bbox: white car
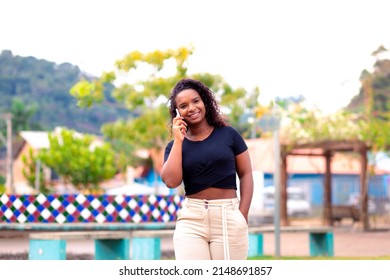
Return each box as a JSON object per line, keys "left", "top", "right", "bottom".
{"left": 263, "top": 186, "right": 311, "bottom": 217}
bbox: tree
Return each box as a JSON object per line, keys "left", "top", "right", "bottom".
{"left": 0, "top": 98, "right": 41, "bottom": 149}
{"left": 282, "top": 46, "right": 390, "bottom": 153}
{"left": 280, "top": 106, "right": 363, "bottom": 145}
{"left": 38, "top": 128, "right": 116, "bottom": 192}
{"left": 10, "top": 98, "right": 40, "bottom": 133}
{"left": 70, "top": 46, "right": 254, "bottom": 180}
{"left": 347, "top": 45, "right": 390, "bottom": 119}
{"left": 22, "top": 148, "right": 50, "bottom": 194}
{"left": 0, "top": 175, "right": 5, "bottom": 193}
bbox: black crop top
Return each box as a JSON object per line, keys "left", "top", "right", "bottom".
{"left": 164, "top": 126, "right": 248, "bottom": 196}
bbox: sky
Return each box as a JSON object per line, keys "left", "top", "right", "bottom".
{"left": 1, "top": 0, "right": 390, "bottom": 113}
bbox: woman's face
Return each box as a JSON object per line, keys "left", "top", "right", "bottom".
{"left": 175, "top": 89, "right": 207, "bottom": 126}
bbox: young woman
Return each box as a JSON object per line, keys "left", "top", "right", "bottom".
{"left": 161, "top": 78, "right": 253, "bottom": 260}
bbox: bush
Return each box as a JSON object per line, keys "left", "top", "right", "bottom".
{"left": 0, "top": 176, "right": 5, "bottom": 193}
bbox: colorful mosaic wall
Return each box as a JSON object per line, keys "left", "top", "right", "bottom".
{"left": 0, "top": 194, "right": 183, "bottom": 224}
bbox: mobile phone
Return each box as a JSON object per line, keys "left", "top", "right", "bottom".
{"left": 175, "top": 108, "right": 188, "bottom": 131}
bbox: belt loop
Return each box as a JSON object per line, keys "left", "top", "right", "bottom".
{"left": 232, "top": 199, "right": 235, "bottom": 210}
{"left": 221, "top": 204, "right": 230, "bottom": 260}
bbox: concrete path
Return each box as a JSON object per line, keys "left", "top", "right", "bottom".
{"left": 1, "top": 226, "right": 390, "bottom": 259}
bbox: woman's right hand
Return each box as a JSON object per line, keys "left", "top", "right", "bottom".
{"left": 173, "top": 113, "right": 187, "bottom": 142}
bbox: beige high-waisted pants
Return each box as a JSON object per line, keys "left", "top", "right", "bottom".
{"left": 173, "top": 197, "right": 248, "bottom": 260}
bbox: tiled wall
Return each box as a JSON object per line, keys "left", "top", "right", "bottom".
{"left": 0, "top": 193, "right": 183, "bottom": 224}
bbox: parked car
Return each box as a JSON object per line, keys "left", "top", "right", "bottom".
{"left": 263, "top": 186, "right": 311, "bottom": 217}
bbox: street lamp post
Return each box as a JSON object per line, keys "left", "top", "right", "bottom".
{"left": 0, "top": 113, "right": 14, "bottom": 193}
{"left": 258, "top": 103, "right": 282, "bottom": 257}
{"left": 272, "top": 109, "right": 281, "bottom": 258}
{"left": 241, "top": 103, "right": 282, "bottom": 257}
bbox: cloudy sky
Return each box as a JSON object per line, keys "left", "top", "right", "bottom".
{"left": 1, "top": 0, "right": 390, "bottom": 113}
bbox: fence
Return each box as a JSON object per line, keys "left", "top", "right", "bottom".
{"left": 264, "top": 173, "right": 390, "bottom": 216}
{"left": 0, "top": 193, "right": 183, "bottom": 224}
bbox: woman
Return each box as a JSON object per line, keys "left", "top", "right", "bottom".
{"left": 161, "top": 78, "right": 253, "bottom": 260}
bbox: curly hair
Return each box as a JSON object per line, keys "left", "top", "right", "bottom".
{"left": 167, "top": 78, "right": 227, "bottom": 128}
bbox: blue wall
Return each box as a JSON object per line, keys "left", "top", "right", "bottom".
{"left": 264, "top": 173, "right": 389, "bottom": 206}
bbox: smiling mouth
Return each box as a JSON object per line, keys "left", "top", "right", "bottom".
{"left": 188, "top": 112, "right": 200, "bottom": 118}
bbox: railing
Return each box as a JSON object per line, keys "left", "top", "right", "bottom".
{"left": 0, "top": 193, "right": 184, "bottom": 224}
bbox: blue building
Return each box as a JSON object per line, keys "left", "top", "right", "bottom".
{"left": 246, "top": 138, "right": 390, "bottom": 217}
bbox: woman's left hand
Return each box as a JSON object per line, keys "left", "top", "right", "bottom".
{"left": 239, "top": 208, "right": 249, "bottom": 224}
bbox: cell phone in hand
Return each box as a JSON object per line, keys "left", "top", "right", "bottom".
{"left": 175, "top": 108, "right": 188, "bottom": 131}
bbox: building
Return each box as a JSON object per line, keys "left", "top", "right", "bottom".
{"left": 246, "top": 138, "right": 390, "bottom": 215}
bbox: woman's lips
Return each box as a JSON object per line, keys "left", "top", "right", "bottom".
{"left": 187, "top": 112, "right": 200, "bottom": 119}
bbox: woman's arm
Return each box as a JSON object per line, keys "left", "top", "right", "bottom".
{"left": 161, "top": 141, "right": 183, "bottom": 188}
{"left": 161, "top": 114, "right": 187, "bottom": 188}
{"left": 235, "top": 150, "right": 254, "bottom": 222}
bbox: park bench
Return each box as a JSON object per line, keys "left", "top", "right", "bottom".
{"left": 0, "top": 222, "right": 175, "bottom": 260}
{"left": 248, "top": 225, "right": 334, "bottom": 257}
{"left": 331, "top": 205, "right": 360, "bottom": 224}
{"left": 1, "top": 223, "right": 333, "bottom": 259}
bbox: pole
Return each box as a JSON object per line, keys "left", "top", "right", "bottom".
{"left": 1, "top": 114, "right": 14, "bottom": 193}
{"left": 273, "top": 122, "right": 281, "bottom": 258}
{"left": 35, "top": 159, "right": 41, "bottom": 191}
{"left": 273, "top": 104, "right": 281, "bottom": 258}
{"left": 257, "top": 103, "right": 281, "bottom": 257}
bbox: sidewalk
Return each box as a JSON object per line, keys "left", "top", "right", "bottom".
{"left": 1, "top": 226, "right": 390, "bottom": 259}
{"left": 265, "top": 216, "right": 390, "bottom": 257}
{"left": 262, "top": 229, "right": 390, "bottom": 257}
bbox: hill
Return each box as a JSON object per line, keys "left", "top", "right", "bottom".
{"left": 0, "top": 50, "right": 128, "bottom": 135}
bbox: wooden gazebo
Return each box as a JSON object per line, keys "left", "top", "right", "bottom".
{"left": 279, "top": 140, "right": 371, "bottom": 230}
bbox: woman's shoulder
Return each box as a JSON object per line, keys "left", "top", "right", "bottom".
{"left": 212, "top": 126, "right": 242, "bottom": 140}
{"left": 216, "top": 125, "right": 240, "bottom": 135}
{"left": 165, "top": 140, "right": 174, "bottom": 149}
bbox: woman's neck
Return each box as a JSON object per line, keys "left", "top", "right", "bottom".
{"left": 186, "top": 123, "right": 214, "bottom": 141}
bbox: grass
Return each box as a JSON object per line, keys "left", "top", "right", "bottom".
{"left": 248, "top": 255, "right": 390, "bottom": 260}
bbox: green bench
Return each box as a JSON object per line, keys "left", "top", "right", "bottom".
{"left": 0, "top": 222, "right": 175, "bottom": 260}
{"left": 248, "top": 225, "right": 334, "bottom": 257}
{"left": 331, "top": 205, "right": 360, "bottom": 224}
{"left": 0, "top": 223, "right": 333, "bottom": 259}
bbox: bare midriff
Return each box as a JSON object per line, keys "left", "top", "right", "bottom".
{"left": 186, "top": 187, "right": 237, "bottom": 200}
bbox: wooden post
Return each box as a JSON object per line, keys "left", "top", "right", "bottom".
{"left": 360, "top": 144, "right": 369, "bottom": 230}
{"left": 280, "top": 151, "right": 288, "bottom": 226}
{"left": 323, "top": 150, "right": 332, "bottom": 226}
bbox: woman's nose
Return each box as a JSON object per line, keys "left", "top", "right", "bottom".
{"left": 188, "top": 103, "right": 196, "bottom": 112}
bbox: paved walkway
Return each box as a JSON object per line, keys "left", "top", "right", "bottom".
{"left": 1, "top": 219, "right": 390, "bottom": 259}
{"left": 261, "top": 229, "right": 390, "bottom": 257}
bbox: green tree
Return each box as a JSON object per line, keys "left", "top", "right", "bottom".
{"left": 345, "top": 46, "right": 390, "bottom": 152}
{"left": 0, "top": 175, "right": 5, "bottom": 193}
{"left": 70, "top": 46, "right": 254, "bottom": 178}
{"left": 281, "top": 45, "right": 390, "bottom": 154}
{"left": 10, "top": 98, "right": 41, "bottom": 134}
{"left": 0, "top": 98, "right": 41, "bottom": 149}
{"left": 22, "top": 148, "right": 50, "bottom": 194}
{"left": 347, "top": 45, "right": 390, "bottom": 119}
{"left": 280, "top": 105, "right": 363, "bottom": 145}
{"left": 38, "top": 128, "right": 116, "bottom": 192}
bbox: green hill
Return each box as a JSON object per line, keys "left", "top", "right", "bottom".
{"left": 0, "top": 50, "right": 128, "bottom": 135}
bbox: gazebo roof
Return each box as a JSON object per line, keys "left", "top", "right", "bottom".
{"left": 282, "top": 139, "right": 370, "bottom": 155}
{"left": 245, "top": 138, "right": 388, "bottom": 175}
